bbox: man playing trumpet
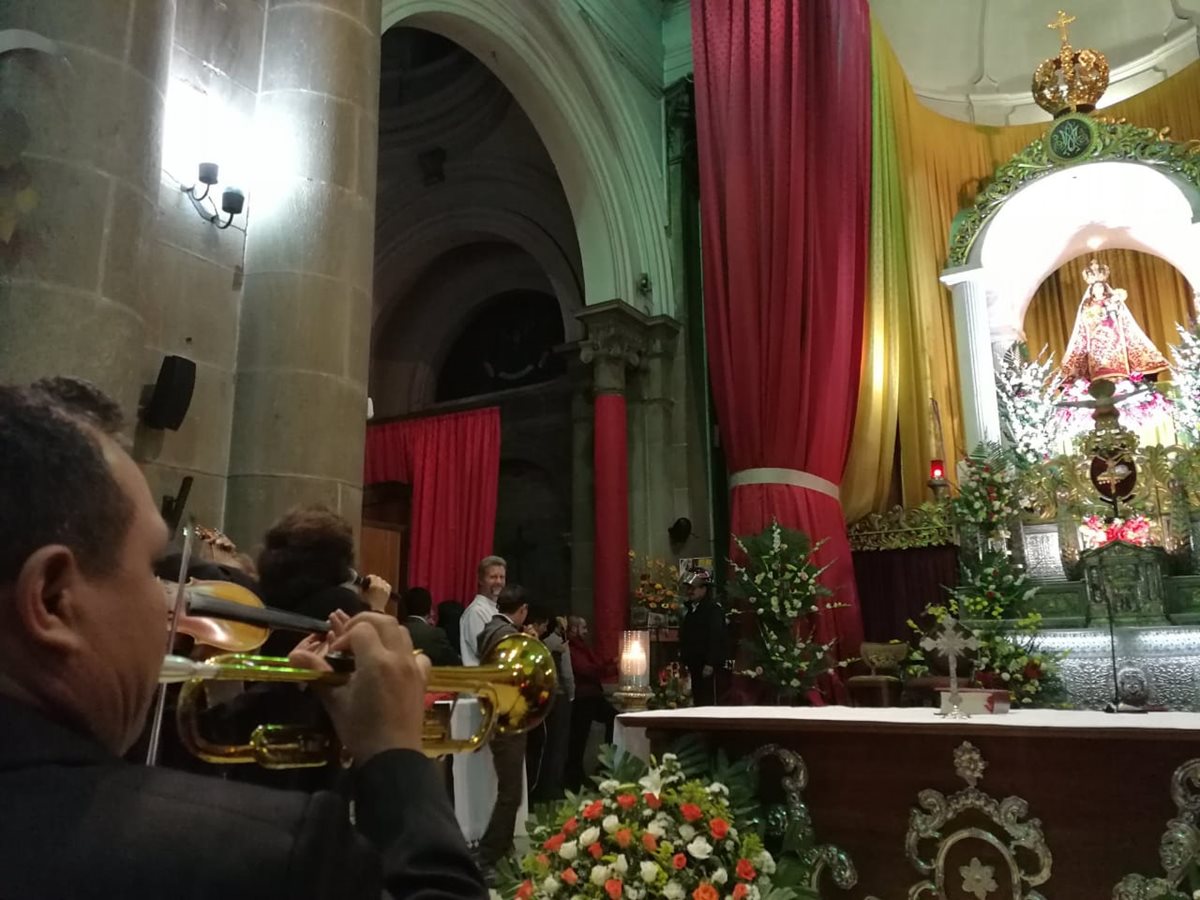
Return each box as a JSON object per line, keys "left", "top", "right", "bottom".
{"left": 0, "top": 380, "right": 486, "bottom": 899}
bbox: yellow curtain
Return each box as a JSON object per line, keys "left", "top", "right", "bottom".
{"left": 843, "top": 29, "right": 1200, "bottom": 520}
{"left": 1024, "top": 249, "right": 1194, "bottom": 370}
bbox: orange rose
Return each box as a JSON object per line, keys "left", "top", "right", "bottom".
{"left": 535, "top": 854, "right": 550, "bottom": 868}
{"left": 692, "top": 885, "right": 719, "bottom": 900}
{"left": 561, "top": 868, "right": 579, "bottom": 886}
{"left": 642, "top": 832, "right": 658, "bottom": 852}
{"left": 616, "top": 793, "right": 638, "bottom": 810}
{"left": 583, "top": 800, "right": 605, "bottom": 820}
{"left": 672, "top": 853, "right": 687, "bottom": 870}
{"left": 680, "top": 803, "right": 704, "bottom": 822}
{"left": 605, "top": 879, "right": 624, "bottom": 900}
{"left": 614, "top": 828, "right": 632, "bottom": 848}
{"left": 562, "top": 816, "right": 579, "bottom": 835}
{"left": 643, "top": 792, "right": 661, "bottom": 809}
{"left": 732, "top": 884, "right": 749, "bottom": 900}
{"left": 736, "top": 858, "right": 757, "bottom": 881}
{"left": 709, "top": 818, "right": 729, "bottom": 840}
{"left": 543, "top": 833, "right": 566, "bottom": 853}
{"left": 516, "top": 880, "right": 534, "bottom": 900}
{"left": 589, "top": 842, "right": 603, "bottom": 859}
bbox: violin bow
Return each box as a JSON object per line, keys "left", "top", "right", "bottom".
{"left": 146, "top": 519, "right": 194, "bottom": 766}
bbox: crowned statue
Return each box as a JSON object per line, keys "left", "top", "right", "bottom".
{"left": 1058, "top": 259, "right": 1168, "bottom": 383}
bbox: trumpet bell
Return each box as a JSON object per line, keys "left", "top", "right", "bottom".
{"left": 173, "top": 632, "right": 557, "bottom": 767}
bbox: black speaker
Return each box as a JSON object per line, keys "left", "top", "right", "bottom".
{"left": 142, "top": 355, "right": 196, "bottom": 430}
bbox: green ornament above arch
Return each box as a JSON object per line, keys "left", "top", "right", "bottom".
{"left": 947, "top": 113, "right": 1200, "bottom": 268}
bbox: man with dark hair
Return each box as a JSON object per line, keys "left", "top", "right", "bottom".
{"left": 29, "top": 375, "right": 126, "bottom": 434}
{"left": 475, "top": 584, "right": 530, "bottom": 880}
{"left": 403, "top": 587, "right": 460, "bottom": 666}
{"left": 0, "top": 383, "right": 485, "bottom": 899}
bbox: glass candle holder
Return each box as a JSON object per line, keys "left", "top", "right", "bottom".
{"left": 618, "top": 630, "right": 650, "bottom": 692}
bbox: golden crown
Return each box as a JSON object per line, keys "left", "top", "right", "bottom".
{"left": 1032, "top": 10, "right": 1109, "bottom": 117}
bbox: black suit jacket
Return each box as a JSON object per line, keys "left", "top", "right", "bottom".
{"left": 0, "top": 695, "right": 485, "bottom": 900}
{"left": 404, "top": 616, "right": 461, "bottom": 666}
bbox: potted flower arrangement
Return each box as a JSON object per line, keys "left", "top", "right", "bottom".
{"left": 649, "top": 664, "right": 692, "bottom": 710}
{"left": 630, "top": 552, "right": 684, "bottom": 627}
{"left": 502, "top": 750, "right": 816, "bottom": 900}
{"left": 727, "top": 521, "right": 845, "bottom": 703}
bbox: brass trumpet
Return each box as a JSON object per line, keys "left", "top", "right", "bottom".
{"left": 164, "top": 633, "right": 557, "bottom": 768}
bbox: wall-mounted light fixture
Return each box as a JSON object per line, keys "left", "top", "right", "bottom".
{"left": 181, "top": 162, "right": 244, "bottom": 229}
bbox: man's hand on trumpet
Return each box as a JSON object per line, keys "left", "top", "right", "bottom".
{"left": 289, "top": 612, "right": 432, "bottom": 761}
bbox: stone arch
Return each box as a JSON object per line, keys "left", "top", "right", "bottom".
{"left": 380, "top": 0, "right": 672, "bottom": 314}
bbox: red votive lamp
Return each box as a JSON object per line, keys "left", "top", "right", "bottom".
{"left": 930, "top": 459, "right": 946, "bottom": 482}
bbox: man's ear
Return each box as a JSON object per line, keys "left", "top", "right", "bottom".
{"left": 10, "top": 546, "right": 85, "bottom": 652}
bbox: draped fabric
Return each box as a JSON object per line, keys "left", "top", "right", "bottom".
{"left": 842, "top": 38, "right": 1200, "bottom": 517}
{"left": 592, "top": 394, "right": 629, "bottom": 663}
{"left": 691, "top": 0, "right": 871, "bottom": 657}
{"left": 364, "top": 408, "right": 500, "bottom": 607}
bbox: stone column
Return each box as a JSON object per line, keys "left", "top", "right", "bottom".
{"left": 568, "top": 350, "right": 595, "bottom": 617}
{"left": 224, "top": 0, "right": 381, "bottom": 544}
{"left": 578, "top": 300, "right": 645, "bottom": 660}
{"left": 0, "top": 1, "right": 175, "bottom": 415}
{"left": 946, "top": 274, "right": 1002, "bottom": 450}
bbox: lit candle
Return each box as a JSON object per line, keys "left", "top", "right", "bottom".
{"left": 620, "top": 630, "right": 650, "bottom": 689}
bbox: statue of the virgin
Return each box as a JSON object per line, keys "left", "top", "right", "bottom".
{"left": 1058, "top": 259, "right": 1168, "bottom": 383}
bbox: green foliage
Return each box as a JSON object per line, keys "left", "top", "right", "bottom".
{"left": 728, "top": 520, "right": 845, "bottom": 700}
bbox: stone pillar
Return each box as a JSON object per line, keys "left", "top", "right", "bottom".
{"left": 0, "top": 1, "right": 175, "bottom": 415}
{"left": 224, "top": 0, "right": 381, "bottom": 544}
{"left": 568, "top": 350, "right": 595, "bottom": 617}
{"left": 578, "top": 301, "right": 645, "bottom": 660}
{"left": 627, "top": 317, "right": 681, "bottom": 560}
{"left": 946, "top": 275, "right": 1002, "bottom": 451}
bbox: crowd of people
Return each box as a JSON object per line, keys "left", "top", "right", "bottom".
{"left": 0, "top": 376, "right": 731, "bottom": 897}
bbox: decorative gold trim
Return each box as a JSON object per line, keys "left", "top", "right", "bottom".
{"left": 1114, "top": 757, "right": 1200, "bottom": 899}
{"left": 848, "top": 503, "right": 955, "bottom": 552}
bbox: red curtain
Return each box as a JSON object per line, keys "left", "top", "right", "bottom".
{"left": 692, "top": 0, "right": 869, "bottom": 656}
{"left": 364, "top": 408, "right": 500, "bottom": 607}
{"left": 592, "top": 394, "right": 629, "bottom": 662}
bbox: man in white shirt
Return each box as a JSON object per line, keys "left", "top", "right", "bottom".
{"left": 459, "top": 555, "right": 506, "bottom": 665}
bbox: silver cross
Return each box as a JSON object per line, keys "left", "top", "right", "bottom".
{"left": 921, "top": 616, "right": 979, "bottom": 719}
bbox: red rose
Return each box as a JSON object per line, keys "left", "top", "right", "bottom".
{"left": 642, "top": 832, "right": 658, "bottom": 852}
{"left": 736, "top": 858, "right": 757, "bottom": 881}
{"left": 542, "top": 833, "right": 566, "bottom": 852}
{"left": 1023, "top": 662, "right": 1042, "bottom": 681}
{"left": 616, "top": 793, "right": 637, "bottom": 810}
{"left": 562, "top": 816, "right": 578, "bottom": 835}
{"left": 605, "top": 879, "right": 623, "bottom": 900}
{"left": 708, "top": 818, "right": 729, "bottom": 840}
{"left": 583, "top": 800, "right": 605, "bottom": 820}
{"left": 679, "top": 803, "right": 703, "bottom": 822}
{"left": 673, "top": 853, "right": 687, "bottom": 870}
{"left": 732, "top": 884, "right": 749, "bottom": 900}
{"left": 589, "top": 842, "right": 603, "bottom": 859}
{"left": 643, "top": 792, "right": 661, "bottom": 809}
{"left": 614, "top": 828, "right": 632, "bottom": 848}
{"left": 516, "top": 880, "right": 534, "bottom": 900}
{"left": 561, "top": 868, "right": 579, "bottom": 886}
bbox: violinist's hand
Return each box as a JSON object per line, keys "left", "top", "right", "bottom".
{"left": 290, "top": 612, "right": 430, "bottom": 761}
{"left": 360, "top": 575, "right": 392, "bottom": 612}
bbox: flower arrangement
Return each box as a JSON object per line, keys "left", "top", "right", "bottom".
{"left": 507, "top": 752, "right": 786, "bottom": 900}
{"left": 1056, "top": 376, "right": 1173, "bottom": 437}
{"left": 1170, "top": 322, "right": 1200, "bottom": 445}
{"left": 631, "top": 553, "right": 683, "bottom": 626}
{"left": 727, "top": 521, "right": 845, "bottom": 701}
{"left": 952, "top": 447, "right": 1021, "bottom": 535}
{"left": 1079, "top": 513, "right": 1153, "bottom": 549}
{"left": 995, "top": 346, "right": 1061, "bottom": 466}
{"left": 650, "top": 664, "right": 692, "bottom": 710}
{"left": 948, "top": 548, "right": 1039, "bottom": 621}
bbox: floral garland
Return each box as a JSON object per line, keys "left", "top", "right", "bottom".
{"left": 1057, "top": 376, "right": 1173, "bottom": 437}
{"left": 1079, "top": 513, "right": 1152, "bottom": 549}
{"left": 727, "top": 521, "right": 844, "bottom": 699}
{"left": 507, "top": 753, "right": 784, "bottom": 900}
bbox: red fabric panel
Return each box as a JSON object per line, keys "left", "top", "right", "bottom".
{"left": 592, "top": 393, "right": 628, "bottom": 663}
{"left": 691, "top": 0, "right": 870, "bottom": 655}
{"left": 364, "top": 408, "right": 500, "bottom": 607}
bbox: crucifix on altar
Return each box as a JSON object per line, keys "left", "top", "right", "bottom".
{"left": 920, "top": 616, "right": 979, "bottom": 719}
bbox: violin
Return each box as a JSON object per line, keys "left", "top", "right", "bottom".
{"left": 161, "top": 578, "right": 330, "bottom": 654}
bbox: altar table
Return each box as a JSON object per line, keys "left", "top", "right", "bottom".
{"left": 615, "top": 706, "right": 1200, "bottom": 897}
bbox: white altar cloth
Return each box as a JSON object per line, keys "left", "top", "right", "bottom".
{"left": 614, "top": 705, "right": 1200, "bottom": 761}
{"left": 450, "top": 697, "right": 528, "bottom": 844}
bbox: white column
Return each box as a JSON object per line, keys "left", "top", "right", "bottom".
{"left": 950, "top": 278, "right": 1002, "bottom": 451}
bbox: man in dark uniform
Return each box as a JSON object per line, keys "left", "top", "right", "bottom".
{"left": 677, "top": 566, "right": 727, "bottom": 706}
{"left": 0, "top": 380, "right": 485, "bottom": 900}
